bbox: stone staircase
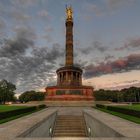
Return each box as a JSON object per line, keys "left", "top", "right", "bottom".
{"left": 53, "top": 115, "right": 87, "bottom": 137}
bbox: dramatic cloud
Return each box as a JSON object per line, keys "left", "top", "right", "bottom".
{"left": 0, "top": 27, "right": 35, "bottom": 57}
{"left": 0, "top": 0, "right": 140, "bottom": 91}
{"left": 126, "top": 38, "right": 140, "bottom": 48}
{"left": 84, "top": 53, "right": 140, "bottom": 78}
{"left": 0, "top": 27, "right": 63, "bottom": 92}
{"left": 93, "top": 41, "right": 107, "bottom": 52}
{"left": 106, "top": 0, "right": 136, "bottom": 11}
{"left": 79, "top": 41, "right": 107, "bottom": 55}
{"left": 0, "top": 18, "right": 6, "bottom": 30}
{"left": 115, "top": 37, "right": 140, "bottom": 51}
{"left": 11, "top": 0, "right": 42, "bottom": 8}
{"left": 104, "top": 55, "right": 114, "bottom": 61}
{"left": 32, "top": 43, "right": 64, "bottom": 64}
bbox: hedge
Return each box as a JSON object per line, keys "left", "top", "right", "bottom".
{"left": 96, "top": 104, "right": 105, "bottom": 109}
{"left": 38, "top": 104, "right": 46, "bottom": 109}
{"left": 96, "top": 104, "right": 140, "bottom": 118}
{"left": 0, "top": 104, "right": 46, "bottom": 120}
{"left": 107, "top": 106, "right": 140, "bottom": 118}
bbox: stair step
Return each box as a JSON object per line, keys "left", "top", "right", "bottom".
{"left": 54, "top": 130, "right": 85, "bottom": 133}
{"left": 55, "top": 124, "right": 85, "bottom": 126}
{"left": 54, "top": 133, "right": 86, "bottom": 137}
{"left": 54, "top": 134, "right": 86, "bottom": 137}
{"left": 53, "top": 115, "right": 87, "bottom": 137}
{"left": 56, "top": 120, "right": 84, "bottom": 122}
{"left": 54, "top": 127, "right": 85, "bottom": 130}
{"left": 55, "top": 124, "right": 85, "bottom": 127}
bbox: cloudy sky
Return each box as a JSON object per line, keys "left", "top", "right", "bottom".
{"left": 0, "top": 0, "right": 140, "bottom": 93}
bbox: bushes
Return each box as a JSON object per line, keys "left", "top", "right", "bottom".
{"left": 19, "top": 91, "right": 45, "bottom": 103}
{"left": 96, "top": 104, "right": 105, "bottom": 109}
{"left": 37, "top": 104, "right": 46, "bottom": 109}
{"left": 94, "top": 87, "right": 140, "bottom": 102}
{"left": 107, "top": 106, "right": 140, "bottom": 118}
{"left": 0, "top": 79, "right": 16, "bottom": 104}
{"left": 96, "top": 104, "right": 140, "bottom": 118}
{"left": 0, "top": 104, "right": 46, "bottom": 120}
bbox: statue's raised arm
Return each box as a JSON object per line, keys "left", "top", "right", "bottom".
{"left": 66, "top": 6, "right": 73, "bottom": 20}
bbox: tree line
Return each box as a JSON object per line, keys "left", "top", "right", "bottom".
{"left": 0, "top": 79, "right": 140, "bottom": 104}
{"left": 94, "top": 87, "right": 140, "bottom": 102}
{"left": 0, "top": 79, "right": 45, "bottom": 104}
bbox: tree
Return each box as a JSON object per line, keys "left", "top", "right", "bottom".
{"left": 19, "top": 91, "right": 45, "bottom": 103}
{"left": 94, "top": 86, "right": 140, "bottom": 102}
{"left": 0, "top": 79, "right": 16, "bottom": 104}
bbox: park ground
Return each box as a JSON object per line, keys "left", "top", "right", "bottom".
{"left": 95, "top": 103, "right": 140, "bottom": 124}
{"left": 0, "top": 104, "right": 46, "bottom": 124}
{"left": 0, "top": 103, "right": 140, "bottom": 124}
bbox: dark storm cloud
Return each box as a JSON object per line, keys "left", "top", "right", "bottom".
{"left": 74, "top": 59, "right": 89, "bottom": 69}
{"left": 79, "top": 41, "right": 107, "bottom": 55}
{"left": 32, "top": 43, "right": 64, "bottom": 64}
{"left": 84, "top": 53, "right": 140, "bottom": 78}
{"left": 93, "top": 41, "right": 107, "bottom": 52}
{"left": 0, "top": 18, "right": 6, "bottom": 30}
{"left": 0, "top": 27, "right": 34, "bottom": 57}
{"left": 106, "top": 0, "right": 136, "bottom": 11}
{"left": 0, "top": 27, "right": 63, "bottom": 92}
{"left": 127, "top": 38, "right": 140, "bottom": 48}
{"left": 115, "top": 37, "right": 140, "bottom": 51}
{"left": 104, "top": 55, "right": 114, "bottom": 61}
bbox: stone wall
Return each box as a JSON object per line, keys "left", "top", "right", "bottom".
{"left": 83, "top": 110, "right": 123, "bottom": 137}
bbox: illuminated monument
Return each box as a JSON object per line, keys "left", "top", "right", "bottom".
{"left": 45, "top": 6, "right": 94, "bottom": 100}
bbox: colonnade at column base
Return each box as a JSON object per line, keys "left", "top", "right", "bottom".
{"left": 56, "top": 66, "right": 83, "bottom": 86}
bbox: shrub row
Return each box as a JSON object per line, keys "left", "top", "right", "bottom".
{"left": 107, "top": 106, "right": 140, "bottom": 118}
{"left": 0, "top": 104, "right": 46, "bottom": 120}
{"left": 96, "top": 104, "right": 105, "bottom": 109}
{"left": 96, "top": 104, "right": 140, "bottom": 118}
{"left": 38, "top": 104, "right": 46, "bottom": 108}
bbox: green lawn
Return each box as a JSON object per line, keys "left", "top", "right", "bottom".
{"left": 115, "top": 104, "right": 140, "bottom": 111}
{"left": 0, "top": 110, "right": 37, "bottom": 124}
{"left": 0, "top": 105, "right": 28, "bottom": 112}
{"left": 0, "top": 105, "right": 44, "bottom": 124}
{"left": 95, "top": 106, "right": 140, "bottom": 124}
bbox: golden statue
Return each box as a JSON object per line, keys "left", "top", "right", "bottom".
{"left": 66, "top": 6, "right": 73, "bottom": 20}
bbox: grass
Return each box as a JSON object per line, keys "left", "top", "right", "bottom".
{"left": 0, "top": 109, "right": 43, "bottom": 124}
{"left": 0, "top": 105, "right": 44, "bottom": 124}
{"left": 115, "top": 104, "right": 140, "bottom": 111}
{"left": 0, "top": 105, "right": 28, "bottom": 112}
{"left": 94, "top": 107, "right": 140, "bottom": 124}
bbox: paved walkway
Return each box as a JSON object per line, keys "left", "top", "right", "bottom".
{"left": 0, "top": 107, "right": 140, "bottom": 140}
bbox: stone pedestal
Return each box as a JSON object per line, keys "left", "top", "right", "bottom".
{"left": 45, "top": 85, "right": 94, "bottom": 101}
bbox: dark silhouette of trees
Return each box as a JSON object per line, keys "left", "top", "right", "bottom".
{"left": 0, "top": 79, "right": 16, "bottom": 104}
{"left": 19, "top": 91, "right": 45, "bottom": 103}
{"left": 94, "top": 87, "right": 140, "bottom": 102}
